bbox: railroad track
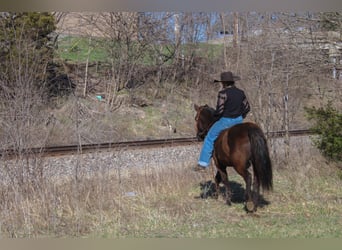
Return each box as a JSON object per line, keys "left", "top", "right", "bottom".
{"left": 0, "top": 129, "right": 313, "bottom": 158}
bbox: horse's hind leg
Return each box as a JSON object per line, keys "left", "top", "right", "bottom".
{"left": 235, "top": 164, "right": 253, "bottom": 212}
{"left": 252, "top": 174, "right": 260, "bottom": 212}
{"left": 244, "top": 169, "right": 254, "bottom": 212}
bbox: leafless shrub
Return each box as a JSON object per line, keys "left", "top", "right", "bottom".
{"left": 0, "top": 26, "right": 54, "bottom": 186}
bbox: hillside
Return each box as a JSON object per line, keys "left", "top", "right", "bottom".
{"left": 2, "top": 12, "right": 341, "bottom": 148}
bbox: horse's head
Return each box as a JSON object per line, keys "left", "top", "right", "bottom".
{"left": 194, "top": 104, "right": 216, "bottom": 141}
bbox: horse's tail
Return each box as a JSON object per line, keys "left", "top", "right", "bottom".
{"left": 248, "top": 126, "right": 273, "bottom": 191}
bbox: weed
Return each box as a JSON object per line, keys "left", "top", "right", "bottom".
{"left": 0, "top": 154, "right": 341, "bottom": 238}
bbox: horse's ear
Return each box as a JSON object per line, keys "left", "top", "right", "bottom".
{"left": 194, "top": 104, "right": 200, "bottom": 111}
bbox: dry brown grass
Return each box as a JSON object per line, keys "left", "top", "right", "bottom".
{"left": 0, "top": 141, "right": 341, "bottom": 238}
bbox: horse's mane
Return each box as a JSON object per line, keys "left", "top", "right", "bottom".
{"left": 203, "top": 104, "right": 215, "bottom": 114}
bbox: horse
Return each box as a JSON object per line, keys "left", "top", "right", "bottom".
{"left": 194, "top": 104, "right": 273, "bottom": 212}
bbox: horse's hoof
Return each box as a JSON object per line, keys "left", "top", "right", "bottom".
{"left": 246, "top": 201, "right": 255, "bottom": 212}
{"left": 226, "top": 200, "right": 232, "bottom": 206}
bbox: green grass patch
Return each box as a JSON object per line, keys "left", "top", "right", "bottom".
{"left": 57, "top": 36, "right": 109, "bottom": 62}
{"left": 56, "top": 35, "right": 223, "bottom": 66}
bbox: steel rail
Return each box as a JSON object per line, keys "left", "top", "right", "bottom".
{"left": 0, "top": 129, "right": 314, "bottom": 158}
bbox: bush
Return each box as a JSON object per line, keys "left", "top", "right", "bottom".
{"left": 0, "top": 12, "right": 58, "bottom": 96}
{"left": 305, "top": 102, "right": 342, "bottom": 162}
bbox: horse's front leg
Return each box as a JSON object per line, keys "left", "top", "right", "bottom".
{"left": 213, "top": 171, "right": 221, "bottom": 199}
{"left": 217, "top": 167, "right": 231, "bottom": 206}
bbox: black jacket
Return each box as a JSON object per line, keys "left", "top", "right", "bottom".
{"left": 214, "top": 85, "right": 250, "bottom": 119}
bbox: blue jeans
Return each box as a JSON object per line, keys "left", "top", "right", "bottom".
{"left": 198, "top": 116, "right": 243, "bottom": 167}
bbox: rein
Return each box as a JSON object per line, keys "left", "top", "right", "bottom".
{"left": 202, "top": 120, "right": 215, "bottom": 137}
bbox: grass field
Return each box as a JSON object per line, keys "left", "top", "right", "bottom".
{"left": 1, "top": 150, "right": 340, "bottom": 238}
{"left": 56, "top": 35, "right": 223, "bottom": 65}
{"left": 86, "top": 162, "right": 342, "bottom": 238}
{"left": 57, "top": 36, "right": 108, "bottom": 62}
{"left": 1, "top": 34, "right": 340, "bottom": 239}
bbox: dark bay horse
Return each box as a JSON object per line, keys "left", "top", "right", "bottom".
{"left": 194, "top": 104, "right": 273, "bottom": 212}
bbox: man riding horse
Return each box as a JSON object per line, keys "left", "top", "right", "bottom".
{"left": 194, "top": 71, "right": 250, "bottom": 172}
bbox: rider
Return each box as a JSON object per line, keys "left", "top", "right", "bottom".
{"left": 193, "top": 71, "right": 250, "bottom": 172}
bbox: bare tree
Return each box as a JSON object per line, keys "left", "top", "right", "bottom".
{"left": 0, "top": 22, "right": 53, "bottom": 185}
{"left": 234, "top": 12, "right": 340, "bottom": 163}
